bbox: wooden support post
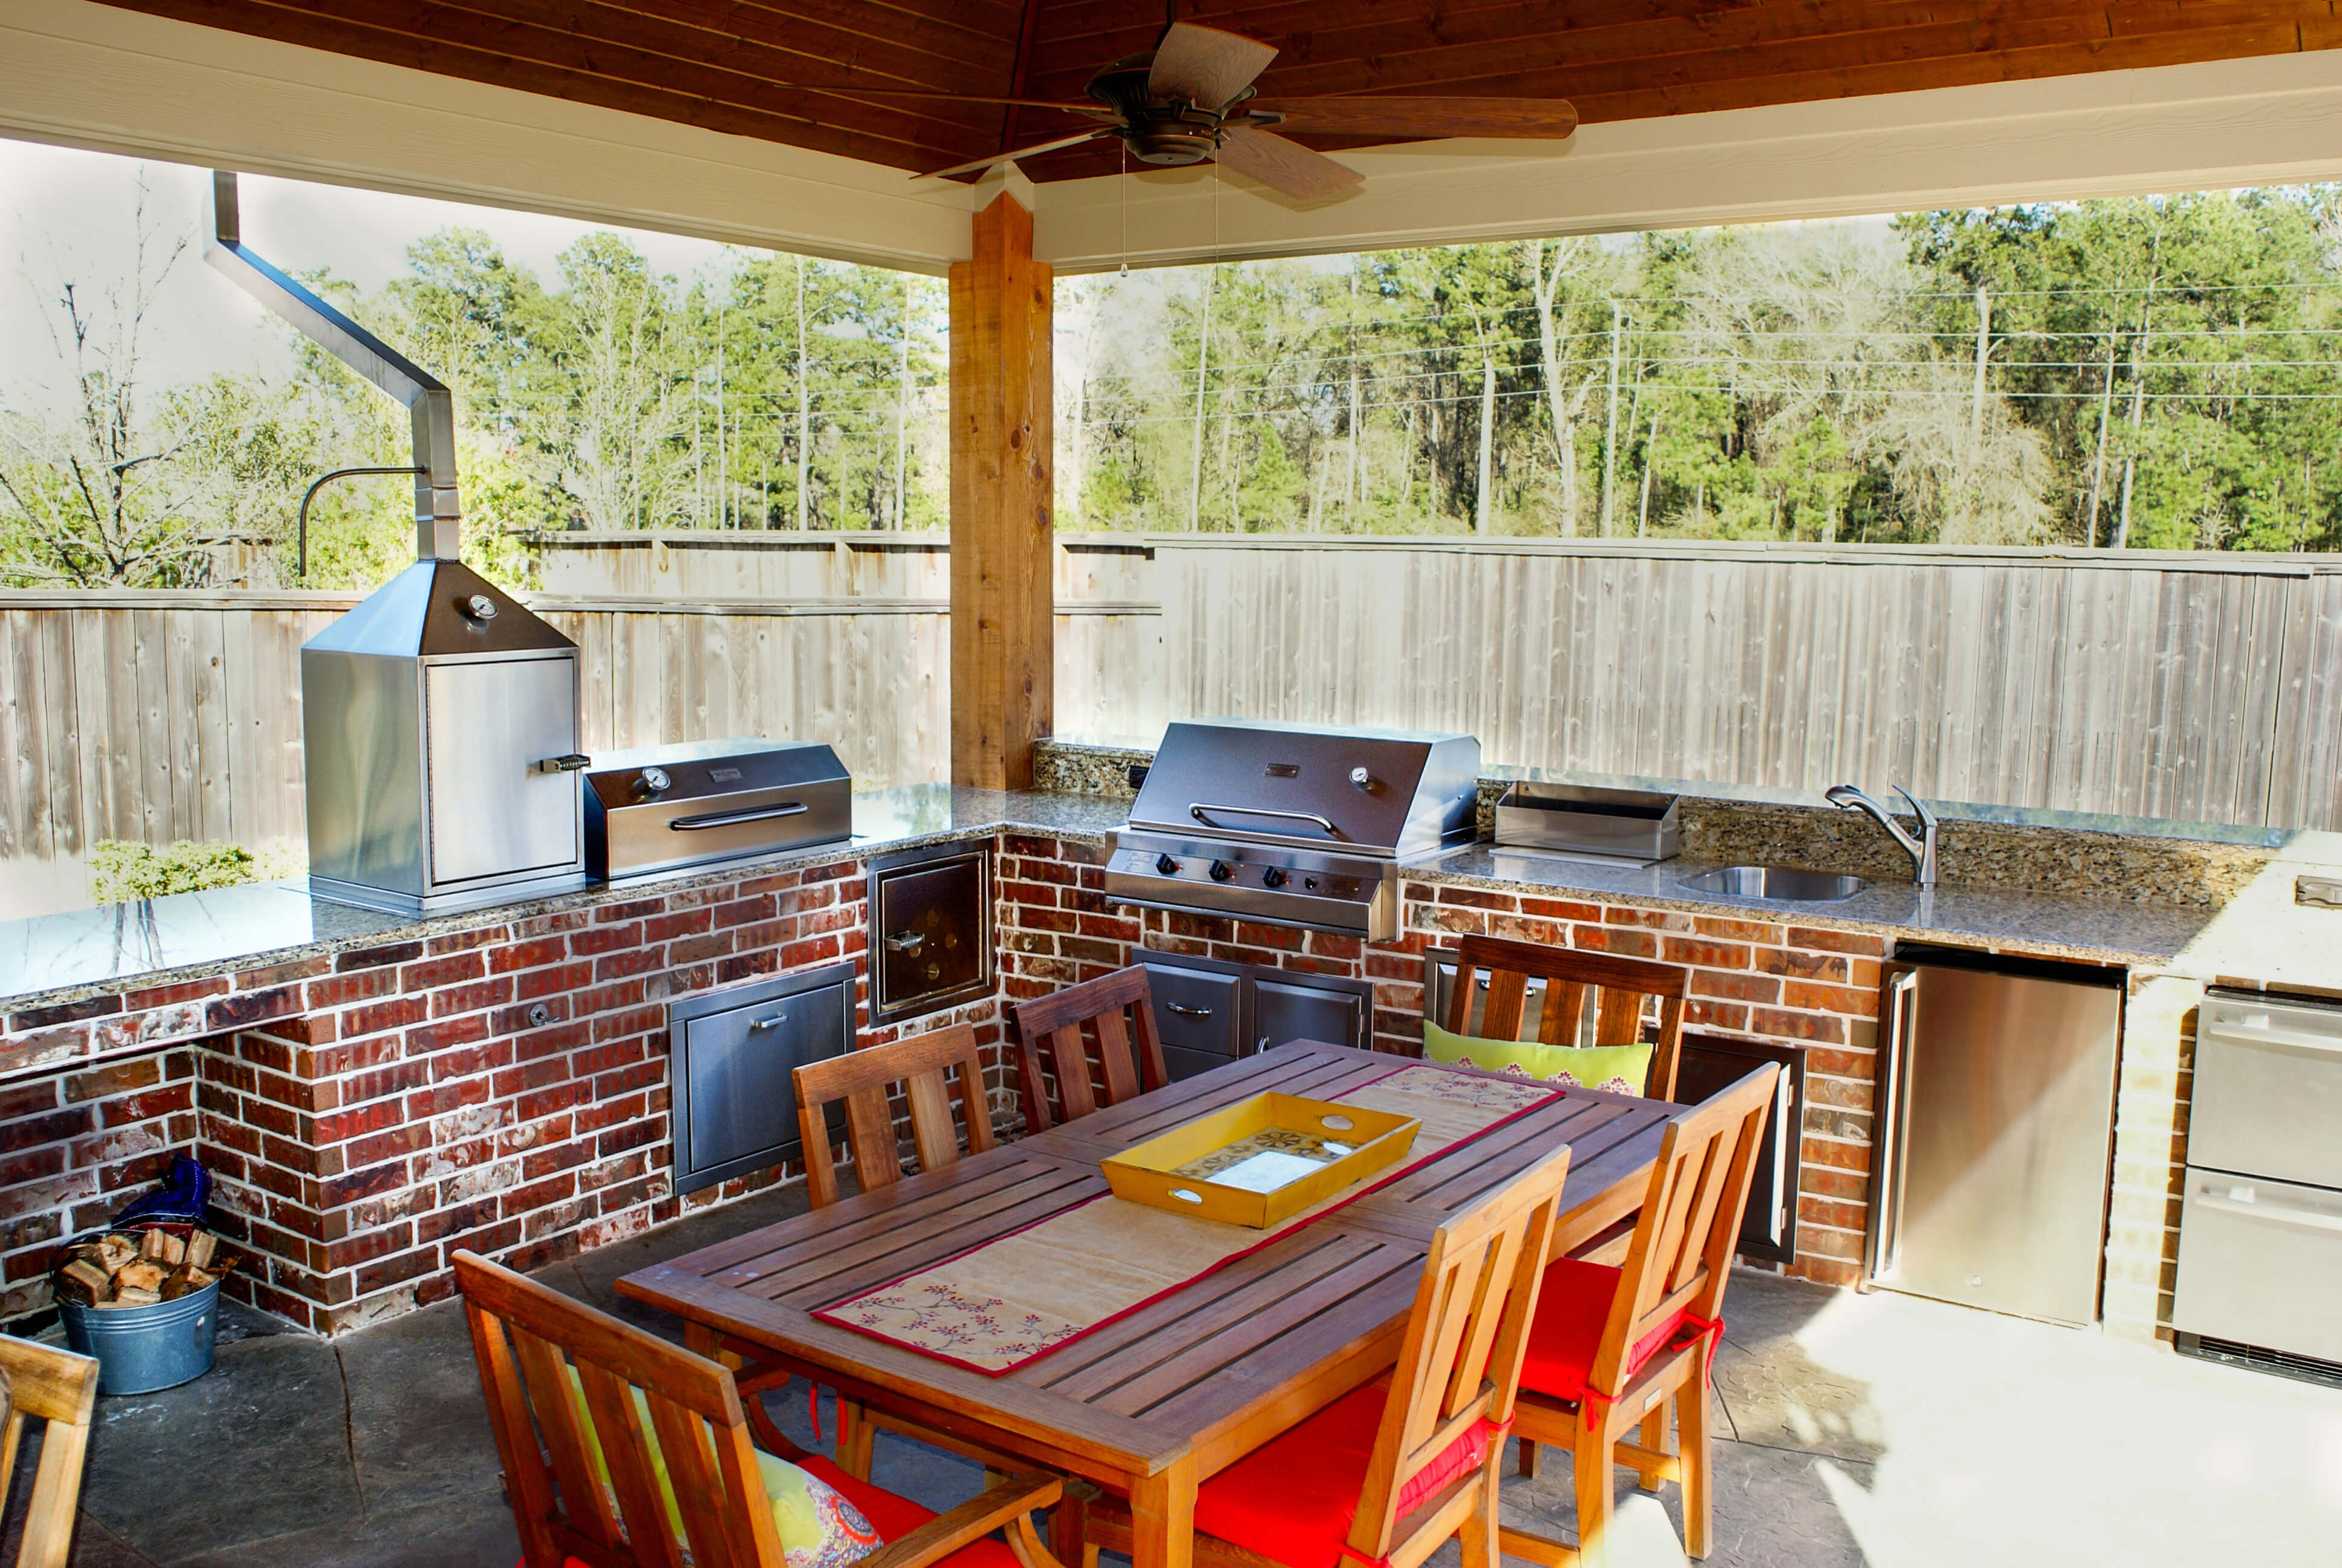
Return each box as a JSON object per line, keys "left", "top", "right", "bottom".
{"left": 950, "top": 190, "right": 1053, "bottom": 789}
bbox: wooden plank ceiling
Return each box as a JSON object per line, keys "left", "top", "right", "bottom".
{"left": 93, "top": 1, "right": 2342, "bottom": 185}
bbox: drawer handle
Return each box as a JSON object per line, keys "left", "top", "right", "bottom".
{"left": 885, "top": 931, "right": 926, "bottom": 953}
{"left": 2206, "top": 1020, "right": 2342, "bottom": 1056}
{"left": 2197, "top": 1190, "right": 2342, "bottom": 1234}
{"left": 670, "top": 802, "right": 809, "bottom": 832}
{"left": 1165, "top": 1002, "right": 1213, "bottom": 1019}
{"left": 747, "top": 1014, "right": 786, "bottom": 1034}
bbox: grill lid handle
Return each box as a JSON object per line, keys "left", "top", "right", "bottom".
{"left": 668, "top": 801, "right": 809, "bottom": 831}
{"left": 1189, "top": 803, "right": 1342, "bottom": 837}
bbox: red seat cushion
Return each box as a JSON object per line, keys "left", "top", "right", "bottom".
{"left": 1191, "top": 1382, "right": 1497, "bottom": 1568}
{"left": 1518, "top": 1258, "right": 1694, "bottom": 1406}
{"left": 543, "top": 1456, "right": 1023, "bottom": 1568}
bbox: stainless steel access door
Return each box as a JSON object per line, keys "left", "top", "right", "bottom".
{"left": 1871, "top": 960, "right": 2122, "bottom": 1325}
{"left": 422, "top": 654, "right": 581, "bottom": 888}
{"left": 2173, "top": 1168, "right": 2342, "bottom": 1363}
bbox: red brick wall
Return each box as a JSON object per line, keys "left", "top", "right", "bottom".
{"left": 0, "top": 1052, "right": 200, "bottom": 1320}
{"left": 991, "top": 836, "right": 1883, "bottom": 1287}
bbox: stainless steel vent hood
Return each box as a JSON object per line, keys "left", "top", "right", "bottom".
{"left": 205, "top": 172, "right": 587, "bottom": 914}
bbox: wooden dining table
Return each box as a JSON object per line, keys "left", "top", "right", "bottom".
{"left": 618, "top": 1040, "right": 1674, "bottom": 1568}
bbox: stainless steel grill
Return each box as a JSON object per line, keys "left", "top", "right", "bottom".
{"left": 1104, "top": 721, "right": 1480, "bottom": 940}
{"left": 583, "top": 740, "right": 851, "bottom": 880}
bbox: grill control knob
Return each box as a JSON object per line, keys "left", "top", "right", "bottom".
{"left": 1209, "top": 861, "right": 1235, "bottom": 883}
{"left": 1154, "top": 853, "right": 1180, "bottom": 876}
{"left": 1262, "top": 867, "right": 1289, "bottom": 888}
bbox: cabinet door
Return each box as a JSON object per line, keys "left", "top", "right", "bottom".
{"left": 1142, "top": 962, "right": 1244, "bottom": 1081}
{"left": 1674, "top": 1034, "right": 1805, "bottom": 1264}
{"left": 671, "top": 963, "right": 853, "bottom": 1195}
{"left": 1254, "top": 974, "right": 1369, "bottom": 1054}
{"left": 423, "top": 656, "right": 579, "bottom": 887}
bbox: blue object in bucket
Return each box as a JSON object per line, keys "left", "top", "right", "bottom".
{"left": 113, "top": 1155, "right": 210, "bottom": 1227}
{"left": 59, "top": 1279, "right": 219, "bottom": 1396}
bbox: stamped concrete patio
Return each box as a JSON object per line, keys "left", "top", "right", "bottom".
{"left": 19, "top": 1186, "right": 2342, "bottom": 1568}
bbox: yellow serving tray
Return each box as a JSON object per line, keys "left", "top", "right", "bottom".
{"left": 1101, "top": 1092, "right": 1422, "bottom": 1228}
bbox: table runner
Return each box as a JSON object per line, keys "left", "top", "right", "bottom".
{"left": 812, "top": 1063, "right": 1560, "bottom": 1374}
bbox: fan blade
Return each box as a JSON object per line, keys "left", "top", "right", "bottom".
{"left": 1251, "top": 97, "right": 1579, "bottom": 139}
{"left": 1148, "top": 22, "right": 1278, "bottom": 109}
{"left": 1216, "top": 125, "right": 1362, "bottom": 201}
{"left": 842, "top": 91, "right": 1115, "bottom": 117}
{"left": 913, "top": 130, "right": 1112, "bottom": 181}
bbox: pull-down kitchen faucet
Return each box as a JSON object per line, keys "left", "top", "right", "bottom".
{"left": 1826, "top": 784, "right": 1939, "bottom": 888}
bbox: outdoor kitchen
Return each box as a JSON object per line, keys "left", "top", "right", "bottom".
{"left": 5, "top": 2, "right": 2342, "bottom": 1566}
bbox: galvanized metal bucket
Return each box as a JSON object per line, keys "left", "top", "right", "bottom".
{"left": 57, "top": 1279, "right": 220, "bottom": 1396}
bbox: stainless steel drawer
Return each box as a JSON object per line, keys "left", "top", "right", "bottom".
{"left": 2192, "top": 993, "right": 2342, "bottom": 1189}
{"left": 1144, "top": 963, "right": 1242, "bottom": 1080}
{"left": 2174, "top": 1167, "right": 2342, "bottom": 1363}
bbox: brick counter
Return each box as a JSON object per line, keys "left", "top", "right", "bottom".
{"left": 0, "top": 821, "right": 2207, "bottom": 1345}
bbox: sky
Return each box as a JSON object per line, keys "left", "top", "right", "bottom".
{"left": 0, "top": 138, "right": 744, "bottom": 419}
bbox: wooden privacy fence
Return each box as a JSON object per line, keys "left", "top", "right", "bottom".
{"left": 3, "top": 534, "right": 2341, "bottom": 888}
{"left": 1158, "top": 537, "right": 2342, "bottom": 832}
{"left": 0, "top": 585, "right": 1161, "bottom": 871}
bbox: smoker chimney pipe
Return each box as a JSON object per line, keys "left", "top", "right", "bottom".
{"left": 202, "top": 171, "right": 462, "bottom": 561}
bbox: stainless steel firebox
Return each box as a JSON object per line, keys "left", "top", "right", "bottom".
{"left": 300, "top": 572, "right": 586, "bottom": 913}
{"left": 205, "top": 171, "right": 588, "bottom": 914}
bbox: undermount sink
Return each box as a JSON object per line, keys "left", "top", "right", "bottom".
{"left": 1677, "top": 865, "right": 1868, "bottom": 902}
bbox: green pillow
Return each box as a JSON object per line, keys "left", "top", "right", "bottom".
{"left": 563, "top": 1365, "right": 882, "bottom": 1567}
{"left": 1422, "top": 1019, "right": 1653, "bottom": 1095}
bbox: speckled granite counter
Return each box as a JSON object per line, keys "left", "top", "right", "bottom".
{"left": 0, "top": 786, "right": 1124, "bottom": 1017}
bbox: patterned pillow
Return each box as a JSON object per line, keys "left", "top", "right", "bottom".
{"left": 1421, "top": 1019, "right": 1652, "bottom": 1095}
{"left": 565, "top": 1366, "right": 882, "bottom": 1567}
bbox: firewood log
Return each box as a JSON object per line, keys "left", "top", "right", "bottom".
{"left": 160, "top": 1265, "right": 217, "bottom": 1301}
{"left": 139, "top": 1229, "right": 187, "bottom": 1267}
{"left": 99, "top": 1286, "right": 161, "bottom": 1308}
{"left": 94, "top": 1235, "right": 137, "bottom": 1273}
{"left": 184, "top": 1230, "right": 218, "bottom": 1271}
{"left": 54, "top": 1259, "right": 113, "bottom": 1305}
{"left": 114, "top": 1260, "right": 165, "bottom": 1294}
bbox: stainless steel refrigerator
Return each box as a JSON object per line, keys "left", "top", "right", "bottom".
{"left": 1866, "top": 946, "right": 2125, "bottom": 1326}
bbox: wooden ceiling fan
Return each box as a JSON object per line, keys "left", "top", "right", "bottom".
{"left": 879, "top": 10, "right": 1579, "bottom": 200}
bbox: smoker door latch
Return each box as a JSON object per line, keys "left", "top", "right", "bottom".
{"left": 885, "top": 931, "right": 927, "bottom": 953}
{"left": 534, "top": 754, "right": 591, "bottom": 774}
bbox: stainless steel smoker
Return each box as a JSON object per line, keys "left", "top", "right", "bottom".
{"left": 205, "top": 172, "right": 588, "bottom": 914}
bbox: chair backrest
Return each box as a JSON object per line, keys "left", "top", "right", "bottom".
{"left": 0, "top": 1337, "right": 99, "bottom": 1568}
{"left": 1345, "top": 1141, "right": 1573, "bottom": 1567}
{"left": 1586, "top": 1063, "right": 1780, "bottom": 1402}
{"left": 793, "top": 1023, "right": 997, "bottom": 1209}
{"left": 1442, "top": 935, "right": 1690, "bottom": 1100}
{"left": 455, "top": 1249, "right": 785, "bottom": 1568}
{"left": 1009, "top": 965, "right": 1169, "bottom": 1133}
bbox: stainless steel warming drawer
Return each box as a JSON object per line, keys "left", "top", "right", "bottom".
{"left": 2174, "top": 989, "right": 2342, "bottom": 1379}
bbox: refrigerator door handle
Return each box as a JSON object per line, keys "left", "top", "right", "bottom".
{"left": 1869, "top": 968, "right": 1920, "bottom": 1282}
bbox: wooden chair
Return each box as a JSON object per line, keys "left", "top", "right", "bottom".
{"left": 1500, "top": 1064, "right": 1782, "bottom": 1568}
{"left": 786, "top": 1025, "right": 1023, "bottom": 1483}
{"left": 1440, "top": 935, "right": 1690, "bottom": 1101}
{"left": 1009, "top": 966, "right": 1168, "bottom": 1134}
{"left": 795, "top": 1023, "right": 997, "bottom": 1210}
{"left": 1072, "top": 1140, "right": 1574, "bottom": 1568}
{"left": 0, "top": 1338, "right": 99, "bottom": 1568}
{"left": 454, "top": 1248, "right": 1073, "bottom": 1568}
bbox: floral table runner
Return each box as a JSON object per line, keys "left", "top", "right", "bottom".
{"left": 812, "top": 1063, "right": 1559, "bottom": 1374}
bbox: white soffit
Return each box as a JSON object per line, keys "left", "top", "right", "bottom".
{"left": 8, "top": 0, "right": 2342, "bottom": 277}
{"left": 1041, "top": 50, "right": 2342, "bottom": 272}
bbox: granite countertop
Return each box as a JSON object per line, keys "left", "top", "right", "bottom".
{"left": 1406, "top": 845, "right": 2220, "bottom": 966}
{"left": 0, "top": 786, "right": 1125, "bottom": 1013}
